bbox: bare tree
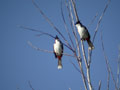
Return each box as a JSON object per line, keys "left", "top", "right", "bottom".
{"left": 20, "top": 0, "right": 119, "bottom": 90}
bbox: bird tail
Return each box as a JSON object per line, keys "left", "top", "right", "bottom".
{"left": 87, "top": 39, "right": 94, "bottom": 50}
{"left": 58, "top": 58, "right": 62, "bottom": 69}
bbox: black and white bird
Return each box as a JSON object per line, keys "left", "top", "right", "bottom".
{"left": 75, "top": 21, "right": 94, "bottom": 50}
{"left": 53, "top": 35, "right": 64, "bottom": 69}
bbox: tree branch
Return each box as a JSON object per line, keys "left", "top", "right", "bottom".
{"left": 93, "top": 0, "right": 111, "bottom": 43}
{"left": 66, "top": 0, "right": 79, "bottom": 50}
{"left": 70, "top": 60, "right": 81, "bottom": 73}
{"left": 67, "top": 0, "right": 81, "bottom": 58}
{"left": 88, "top": 0, "right": 111, "bottom": 68}
{"left": 98, "top": 80, "right": 101, "bottom": 90}
{"left": 61, "top": 1, "right": 75, "bottom": 50}
{"left": 19, "top": 25, "right": 55, "bottom": 38}
{"left": 117, "top": 46, "right": 120, "bottom": 88}
{"left": 70, "top": 0, "right": 88, "bottom": 89}
{"left": 28, "top": 81, "right": 35, "bottom": 90}
{"left": 101, "top": 32, "right": 118, "bottom": 90}
{"left": 70, "top": 0, "right": 79, "bottom": 22}
{"left": 81, "top": 41, "right": 93, "bottom": 90}
{"left": 28, "top": 41, "right": 75, "bottom": 57}
{"left": 88, "top": 13, "right": 98, "bottom": 28}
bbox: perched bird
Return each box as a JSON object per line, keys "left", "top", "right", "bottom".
{"left": 75, "top": 20, "right": 94, "bottom": 50}
{"left": 53, "top": 35, "right": 64, "bottom": 69}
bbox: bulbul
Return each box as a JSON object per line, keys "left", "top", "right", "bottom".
{"left": 53, "top": 35, "right": 64, "bottom": 69}
{"left": 75, "top": 21, "right": 94, "bottom": 50}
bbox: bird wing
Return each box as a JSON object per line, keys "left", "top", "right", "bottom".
{"left": 61, "top": 42, "right": 64, "bottom": 57}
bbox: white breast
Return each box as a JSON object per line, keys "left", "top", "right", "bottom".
{"left": 75, "top": 24, "right": 88, "bottom": 39}
{"left": 54, "top": 40, "right": 62, "bottom": 56}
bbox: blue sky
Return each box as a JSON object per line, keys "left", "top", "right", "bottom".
{"left": 0, "top": 0, "right": 120, "bottom": 90}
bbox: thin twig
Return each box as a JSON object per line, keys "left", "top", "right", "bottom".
{"left": 88, "top": 13, "right": 98, "bottom": 28}
{"left": 98, "top": 80, "right": 101, "bottom": 90}
{"left": 101, "top": 32, "right": 118, "bottom": 90}
{"left": 70, "top": 60, "right": 81, "bottom": 73}
{"left": 117, "top": 46, "right": 120, "bottom": 88}
{"left": 93, "top": 0, "right": 111, "bottom": 43}
{"left": 28, "top": 81, "right": 35, "bottom": 90}
{"left": 88, "top": 48, "right": 92, "bottom": 67}
{"left": 61, "top": 1, "right": 75, "bottom": 50}
{"left": 77, "top": 58, "right": 88, "bottom": 90}
{"left": 70, "top": 0, "right": 79, "bottom": 21}
{"left": 28, "top": 41, "right": 75, "bottom": 57}
{"left": 107, "top": 71, "right": 110, "bottom": 90}
{"left": 19, "top": 25, "right": 55, "bottom": 38}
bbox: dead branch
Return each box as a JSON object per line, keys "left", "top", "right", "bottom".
{"left": 117, "top": 46, "right": 120, "bottom": 88}
{"left": 101, "top": 32, "right": 118, "bottom": 90}
{"left": 70, "top": 0, "right": 88, "bottom": 89}
{"left": 88, "top": 48, "right": 92, "bottom": 67}
{"left": 88, "top": 13, "right": 98, "bottom": 28}
{"left": 87, "top": 0, "right": 111, "bottom": 89}
{"left": 66, "top": 0, "right": 79, "bottom": 49}
{"left": 20, "top": 26, "right": 55, "bottom": 38}
{"left": 70, "top": 60, "right": 81, "bottom": 73}
{"left": 61, "top": 1, "right": 75, "bottom": 50}
{"left": 98, "top": 80, "right": 101, "bottom": 90}
{"left": 70, "top": 0, "right": 79, "bottom": 21}
{"left": 81, "top": 41, "right": 88, "bottom": 68}
{"left": 93, "top": 0, "right": 111, "bottom": 43}
{"left": 107, "top": 71, "right": 110, "bottom": 90}
{"left": 81, "top": 41, "right": 93, "bottom": 90}
{"left": 68, "top": 0, "right": 81, "bottom": 59}
{"left": 28, "top": 41, "right": 75, "bottom": 57}
{"left": 77, "top": 58, "right": 88, "bottom": 90}
{"left": 28, "top": 81, "right": 35, "bottom": 90}
{"left": 70, "top": 0, "right": 94, "bottom": 89}
{"left": 88, "top": 0, "right": 111, "bottom": 68}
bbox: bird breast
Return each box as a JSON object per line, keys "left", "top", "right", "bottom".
{"left": 54, "top": 41, "right": 62, "bottom": 56}
{"left": 76, "top": 24, "right": 88, "bottom": 40}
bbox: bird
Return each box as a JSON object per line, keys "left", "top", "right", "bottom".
{"left": 75, "top": 20, "right": 94, "bottom": 50}
{"left": 53, "top": 35, "right": 64, "bottom": 69}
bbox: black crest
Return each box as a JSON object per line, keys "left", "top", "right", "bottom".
{"left": 55, "top": 35, "right": 59, "bottom": 40}
{"left": 75, "top": 20, "right": 80, "bottom": 25}
{"left": 75, "top": 20, "right": 83, "bottom": 26}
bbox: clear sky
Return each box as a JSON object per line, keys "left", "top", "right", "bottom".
{"left": 0, "top": 0, "right": 120, "bottom": 90}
